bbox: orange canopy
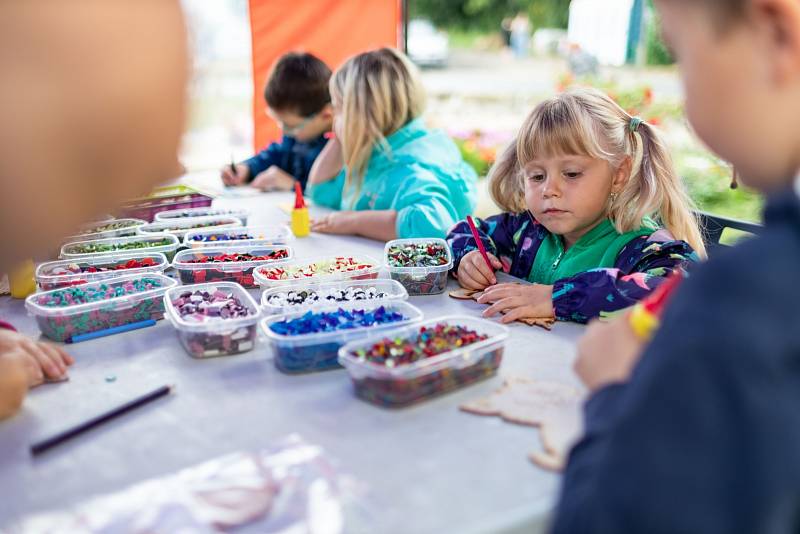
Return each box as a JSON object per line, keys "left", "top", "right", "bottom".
{"left": 248, "top": 0, "right": 404, "bottom": 151}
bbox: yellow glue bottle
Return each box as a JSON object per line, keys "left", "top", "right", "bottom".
{"left": 291, "top": 182, "right": 310, "bottom": 237}
{"left": 9, "top": 259, "right": 36, "bottom": 299}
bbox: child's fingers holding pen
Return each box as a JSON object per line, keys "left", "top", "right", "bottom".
{"left": 469, "top": 251, "right": 497, "bottom": 285}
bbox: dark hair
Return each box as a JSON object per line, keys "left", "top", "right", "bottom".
{"left": 264, "top": 52, "right": 331, "bottom": 116}
{"left": 697, "top": 0, "right": 746, "bottom": 27}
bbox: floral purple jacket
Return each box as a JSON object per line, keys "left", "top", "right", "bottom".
{"left": 446, "top": 212, "right": 699, "bottom": 323}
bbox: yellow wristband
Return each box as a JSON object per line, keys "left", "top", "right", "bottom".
{"left": 628, "top": 304, "right": 659, "bottom": 341}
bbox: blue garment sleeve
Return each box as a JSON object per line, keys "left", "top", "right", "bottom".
{"left": 551, "top": 237, "right": 697, "bottom": 323}
{"left": 392, "top": 169, "right": 464, "bottom": 239}
{"left": 242, "top": 141, "right": 285, "bottom": 182}
{"left": 306, "top": 170, "right": 345, "bottom": 210}
{"left": 552, "top": 247, "right": 799, "bottom": 534}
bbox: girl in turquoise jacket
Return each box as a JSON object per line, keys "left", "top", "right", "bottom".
{"left": 307, "top": 48, "right": 477, "bottom": 240}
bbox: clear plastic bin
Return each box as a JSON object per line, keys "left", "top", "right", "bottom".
{"left": 384, "top": 238, "right": 453, "bottom": 296}
{"left": 35, "top": 253, "right": 169, "bottom": 291}
{"left": 339, "top": 316, "right": 509, "bottom": 408}
{"left": 261, "top": 278, "right": 408, "bottom": 315}
{"left": 184, "top": 224, "right": 293, "bottom": 248}
{"left": 253, "top": 255, "right": 381, "bottom": 289}
{"left": 25, "top": 273, "right": 177, "bottom": 342}
{"left": 260, "top": 301, "right": 423, "bottom": 374}
{"left": 137, "top": 216, "right": 243, "bottom": 241}
{"left": 119, "top": 185, "right": 214, "bottom": 222}
{"left": 60, "top": 234, "right": 181, "bottom": 261}
{"left": 172, "top": 245, "right": 293, "bottom": 288}
{"left": 65, "top": 218, "right": 147, "bottom": 243}
{"left": 165, "top": 282, "right": 262, "bottom": 358}
{"left": 155, "top": 206, "right": 250, "bottom": 225}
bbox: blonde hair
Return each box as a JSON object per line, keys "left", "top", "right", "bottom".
{"left": 489, "top": 87, "right": 707, "bottom": 258}
{"left": 330, "top": 47, "right": 426, "bottom": 189}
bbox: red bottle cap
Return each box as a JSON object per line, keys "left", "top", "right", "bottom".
{"left": 294, "top": 182, "right": 305, "bottom": 210}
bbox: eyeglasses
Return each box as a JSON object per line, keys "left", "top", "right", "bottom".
{"left": 275, "top": 112, "right": 318, "bottom": 137}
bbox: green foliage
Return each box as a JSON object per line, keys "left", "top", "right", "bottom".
{"left": 675, "top": 151, "right": 763, "bottom": 223}
{"left": 409, "top": 0, "right": 570, "bottom": 32}
{"left": 454, "top": 138, "right": 492, "bottom": 177}
{"left": 645, "top": 2, "right": 674, "bottom": 65}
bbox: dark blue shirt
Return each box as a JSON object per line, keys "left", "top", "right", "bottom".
{"left": 552, "top": 186, "right": 800, "bottom": 534}
{"left": 242, "top": 133, "right": 328, "bottom": 191}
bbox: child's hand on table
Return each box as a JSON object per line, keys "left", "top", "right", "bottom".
{"left": 456, "top": 250, "right": 503, "bottom": 289}
{"left": 574, "top": 314, "right": 645, "bottom": 393}
{"left": 478, "top": 283, "right": 554, "bottom": 323}
{"left": 311, "top": 211, "right": 356, "bottom": 235}
{"left": 251, "top": 166, "right": 295, "bottom": 192}
{"left": 220, "top": 163, "right": 249, "bottom": 186}
{"left": 0, "top": 329, "right": 74, "bottom": 387}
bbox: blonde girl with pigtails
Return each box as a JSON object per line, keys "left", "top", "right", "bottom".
{"left": 447, "top": 87, "right": 704, "bottom": 324}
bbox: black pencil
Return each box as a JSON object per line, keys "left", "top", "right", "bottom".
{"left": 30, "top": 384, "right": 174, "bottom": 456}
{"left": 230, "top": 155, "right": 237, "bottom": 178}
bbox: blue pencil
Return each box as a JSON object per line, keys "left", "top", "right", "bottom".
{"left": 65, "top": 319, "right": 156, "bottom": 344}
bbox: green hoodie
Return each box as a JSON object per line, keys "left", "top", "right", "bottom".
{"left": 307, "top": 118, "right": 478, "bottom": 239}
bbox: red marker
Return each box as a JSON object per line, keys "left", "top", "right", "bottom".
{"left": 466, "top": 215, "right": 495, "bottom": 278}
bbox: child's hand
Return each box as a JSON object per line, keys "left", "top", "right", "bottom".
{"left": 220, "top": 163, "right": 249, "bottom": 186}
{"left": 251, "top": 166, "right": 295, "bottom": 192}
{"left": 477, "top": 283, "right": 554, "bottom": 323}
{"left": 311, "top": 211, "right": 355, "bottom": 235}
{"left": 457, "top": 250, "right": 502, "bottom": 290}
{"left": 574, "top": 314, "right": 644, "bottom": 393}
{"left": 0, "top": 352, "right": 29, "bottom": 420}
{"left": 0, "top": 329, "right": 74, "bottom": 387}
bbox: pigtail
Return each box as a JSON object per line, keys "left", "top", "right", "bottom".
{"left": 631, "top": 121, "right": 707, "bottom": 258}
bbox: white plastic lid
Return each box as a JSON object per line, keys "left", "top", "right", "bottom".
{"left": 60, "top": 233, "right": 180, "bottom": 259}
{"left": 184, "top": 224, "right": 293, "bottom": 247}
{"left": 384, "top": 237, "right": 453, "bottom": 274}
{"left": 36, "top": 252, "right": 169, "bottom": 287}
{"left": 172, "top": 245, "right": 293, "bottom": 272}
{"left": 137, "top": 216, "right": 243, "bottom": 240}
{"left": 260, "top": 300, "right": 424, "bottom": 345}
{"left": 164, "top": 281, "right": 262, "bottom": 334}
{"left": 260, "top": 278, "right": 408, "bottom": 315}
{"left": 25, "top": 272, "right": 178, "bottom": 317}
{"left": 338, "top": 315, "right": 509, "bottom": 380}
{"left": 155, "top": 206, "right": 250, "bottom": 222}
{"left": 253, "top": 254, "right": 381, "bottom": 288}
{"left": 64, "top": 218, "right": 147, "bottom": 243}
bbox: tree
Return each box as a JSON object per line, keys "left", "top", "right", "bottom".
{"left": 409, "top": 0, "right": 571, "bottom": 32}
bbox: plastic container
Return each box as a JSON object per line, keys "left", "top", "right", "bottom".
{"left": 155, "top": 206, "right": 250, "bottom": 226}
{"left": 119, "top": 185, "right": 214, "bottom": 222}
{"left": 253, "top": 255, "right": 381, "bottom": 289}
{"left": 65, "top": 218, "right": 147, "bottom": 243}
{"left": 137, "top": 216, "right": 243, "bottom": 241}
{"left": 184, "top": 224, "right": 293, "bottom": 248}
{"left": 384, "top": 238, "right": 453, "bottom": 296}
{"left": 260, "top": 301, "right": 423, "bottom": 374}
{"left": 35, "top": 253, "right": 169, "bottom": 291}
{"left": 25, "top": 273, "right": 177, "bottom": 342}
{"left": 339, "top": 316, "right": 509, "bottom": 408}
{"left": 261, "top": 278, "right": 408, "bottom": 315}
{"left": 172, "top": 245, "right": 293, "bottom": 288}
{"left": 165, "top": 282, "right": 262, "bottom": 358}
{"left": 60, "top": 234, "right": 180, "bottom": 261}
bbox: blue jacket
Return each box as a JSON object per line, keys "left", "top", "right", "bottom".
{"left": 242, "top": 134, "right": 328, "bottom": 191}
{"left": 552, "top": 187, "right": 800, "bottom": 534}
{"left": 307, "top": 118, "right": 477, "bottom": 239}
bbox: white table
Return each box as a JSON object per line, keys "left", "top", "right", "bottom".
{"left": 0, "top": 174, "right": 584, "bottom": 533}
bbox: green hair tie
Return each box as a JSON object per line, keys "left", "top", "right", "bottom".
{"left": 629, "top": 117, "right": 643, "bottom": 133}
